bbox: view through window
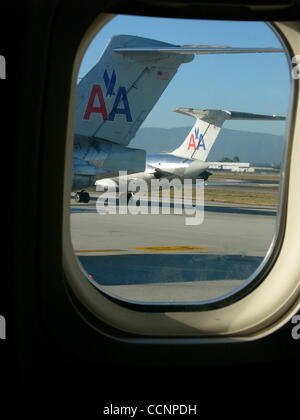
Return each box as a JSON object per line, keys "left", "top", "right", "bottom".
{"left": 70, "top": 16, "right": 290, "bottom": 304}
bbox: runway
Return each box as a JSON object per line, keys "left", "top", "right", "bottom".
{"left": 70, "top": 191, "right": 277, "bottom": 303}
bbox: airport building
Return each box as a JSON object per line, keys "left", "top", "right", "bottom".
{"left": 208, "top": 162, "right": 253, "bottom": 172}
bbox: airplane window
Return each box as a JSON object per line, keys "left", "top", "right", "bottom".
{"left": 70, "top": 16, "right": 290, "bottom": 307}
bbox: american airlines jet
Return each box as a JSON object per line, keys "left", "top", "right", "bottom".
{"left": 95, "top": 107, "right": 285, "bottom": 201}
{"left": 72, "top": 34, "right": 284, "bottom": 202}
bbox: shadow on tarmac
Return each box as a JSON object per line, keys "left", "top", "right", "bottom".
{"left": 78, "top": 254, "right": 263, "bottom": 286}
{"left": 72, "top": 196, "right": 276, "bottom": 216}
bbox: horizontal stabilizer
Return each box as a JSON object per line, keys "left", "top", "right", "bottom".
{"left": 174, "top": 108, "right": 285, "bottom": 125}
{"left": 114, "top": 46, "right": 284, "bottom": 55}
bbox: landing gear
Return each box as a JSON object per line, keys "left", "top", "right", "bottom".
{"left": 74, "top": 190, "right": 90, "bottom": 203}
{"left": 200, "top": 170, "right": 212, "bottom": 181}
{"left": 118, "top": 192, "right": 134, "bottom": 204}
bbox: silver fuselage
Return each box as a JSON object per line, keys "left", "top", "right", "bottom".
{"left": 94, "top": 151, "right": 210, "bottom": 192}
{"left": 147, "top": 153, "right": 191, "bottom": 173}
{"left": 72, "top": 136, "right": 209, "bottom": 192}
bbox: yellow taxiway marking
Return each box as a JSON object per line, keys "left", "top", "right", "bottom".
{"left": 75, "top": 249, "right": 124, "bottom": 253}
{"left": 75, "top": 246, "right": 213, "bottom": 253}
{"left": 132, "top": 246, "right": 212, "bottom": 252}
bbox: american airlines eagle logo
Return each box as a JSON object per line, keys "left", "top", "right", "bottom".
{"left": 187, "top": 127, "right": 206, "bottom": 151}
{"left": 83, "top": 69, "right": 132, "bottom": 122}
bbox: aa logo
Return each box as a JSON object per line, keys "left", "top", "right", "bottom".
{"left": 187, "top": 128, "right": 205, "bottom": 151}
{"left": 0, "top": 315, "right": 6, "bottom": 339}
{"left": 83, "top": 69, "right": 132, "bottom": 122}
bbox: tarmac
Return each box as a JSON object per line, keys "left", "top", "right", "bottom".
{"left": 70, "top": 188, "right": 278, "bottom": 303}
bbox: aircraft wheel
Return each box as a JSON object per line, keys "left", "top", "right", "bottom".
{"left": 75, "top": 190, "right": 90, "bottom": 203}
{"left": 117, "top": 192, "right": 133, "bottom": 205}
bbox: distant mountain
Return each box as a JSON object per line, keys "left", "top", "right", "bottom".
{"left": 129, "top": 126, "right": 285, "bottom": 165}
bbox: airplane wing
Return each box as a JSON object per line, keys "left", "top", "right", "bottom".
{"left": 145, "top": 164, "right": 174, "bottom": 178}
{"left": 148, "top": 164, "right": 211, "bottom": 182}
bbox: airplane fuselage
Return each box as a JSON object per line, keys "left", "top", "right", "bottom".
{"left": 147, "top": 153, "right": 191, "bottom": 174}
{"left": 72, "top": 134, "right": 210, "bottom": 194}
{"left": 94, "top": 151, "right": 210, "bottom": 193}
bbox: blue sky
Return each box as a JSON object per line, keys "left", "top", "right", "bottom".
{"left": 78, "top": 15, "right": 290, "bottom": 135}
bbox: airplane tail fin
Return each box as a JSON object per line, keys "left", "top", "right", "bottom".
{"left": 171, "top": 108, "right": 285, "bottom": 161}
{"left": 76, "top": 35, "right": 283, "bottom": 147}
{"left": 75, "top": 35, "right": 194, "bottom": 146}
